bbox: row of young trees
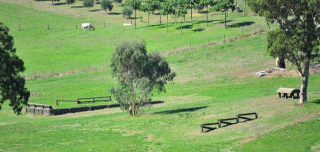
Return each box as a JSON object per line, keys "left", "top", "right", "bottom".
{"left": 123, "top": 0, "right": 236, "bottom": 30}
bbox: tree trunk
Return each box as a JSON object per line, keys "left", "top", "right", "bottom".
{"left": 190, "top": 7, "right": 193, "bottom": 24}
{"left": 148, "top": 11, "right": 150, "bottom": 27}
{"left": 134, "top": 9, "right": 137, "bottom": 29}
{"left": 175, "top": 13, "right": 177, "bottom": 24}
{"left": 160, "top": 13, "right": 162, "bottom": 24}
{"left": 181, "top": 17, "right": 183, "bottom": 34}
{"left": 167, "top": 13, "right": 169, "bottom": 33}
{"left": 224, "top": 11, "right": 227, "bottom": 28}
{"left": 243, "top": 0, "right": 246, "bottom": 16}
{"left": 206, "top": 6, "right": 209, "bottom": 26}
{"left": 299, "top": 62, "right": 310, "bottom": 104}
{"left": 276, "top": 57, "right": 286, "bottom": 68}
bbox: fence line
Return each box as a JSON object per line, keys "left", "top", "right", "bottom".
{"left": 24, "top": 24, "right": 266, "bottom": 80}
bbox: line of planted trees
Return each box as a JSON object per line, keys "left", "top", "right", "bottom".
{"left": 122, "top": 0, "right": 237, "bottom": 31}
{"left": 50, "top": 0, "right": 238, "bottom": 30}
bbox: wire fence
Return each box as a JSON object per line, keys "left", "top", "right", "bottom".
{"left": 24, "top": 24, "right": 267, "bottom": 81}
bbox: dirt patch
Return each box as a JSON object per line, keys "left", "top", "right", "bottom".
{"left": 238, "top": 135, "right": 259, "bottom": 145}
{"left": 0, "top": 122, "right": 17, "bottom": 126}
{"left": 146, "top": 135, "right": 153, "bottom": 141}
{"left": 53, "top": 108, "right": 122, "bottom": 118}
{"left": 122, "top": 130, "right": 143, "bottom": 136}
{"left": 200, "top": 114, "right": 216, "bottom": 119}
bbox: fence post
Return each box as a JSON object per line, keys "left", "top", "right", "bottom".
{"left": 242, "top": 28, "right": 244, "bottom": 37}
{"left": 104, "top": 21, "right": 106, "bottom": 27}
{"left": 47, "top": 23, "right": 50, "bottom": 30}
{"left": 56, "top": 100, "right": 59, "bottom": 105}
{"left": 76, "top": 23, "right": 77, "bottom": 29}
{"left": 224, "top": 35, "right": 226, "bottom": 42}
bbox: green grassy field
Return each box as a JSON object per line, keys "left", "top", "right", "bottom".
{"left": 0, "top": 0, "right": 320, "bottom": 151}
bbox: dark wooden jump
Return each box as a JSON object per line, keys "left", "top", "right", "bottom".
{"left": 26, "top": 101, "right": 165, "bottom": 116}
{"left": 200, "top": 112, "right": 258, "bottom": 133}
{"left": 218, "top": 117, "right": 239, "bottom": 127}
{"left": 237, "top": 112, "right": 258, "bottom": 122}
{"left": 276, "top": 88, "right": 300, "bottom": 99}
{"left": 56, "top": 96, "right": 112, "bottom": 105}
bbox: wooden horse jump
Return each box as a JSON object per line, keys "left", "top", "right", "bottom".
{"left": 200, "top": 112, "right": 258, "bottom": 133}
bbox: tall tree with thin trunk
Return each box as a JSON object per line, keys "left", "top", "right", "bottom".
{"left": 110, "top": 40, "right": 176, "bottom": 116}
{"left": 140, "top": 0, "right": 158, "bottom": 27}
{"left": 185, "top": 0, "right": 200, "bottom": 25}
{"left": 177, "top": 0, "right": 187, "bottom": 33}
{"left": 161, "top": 0, "right": 176, "bottom": 32}
{"left": 0, "top": 22, "right": 30, "bottom": 114}
{"left": 126, "top": 0, "right": 142, "bottom": 29}
{"left": 212, "top": 0, "right": 235, "bottom": 28}
{"left": 200, "top": 0, "right": 216, "bottom": 26}
{"left": 248, "top": 0, "right": 320, "bottom": 104}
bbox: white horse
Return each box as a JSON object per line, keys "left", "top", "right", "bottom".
{"left": 82, "top": 23, "right": 95, "bottom": 31}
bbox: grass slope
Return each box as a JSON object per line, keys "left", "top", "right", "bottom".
{"left": 0, "top": 0, "right": 319, "bottom": 152}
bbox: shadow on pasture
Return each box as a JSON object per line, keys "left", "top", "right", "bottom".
{"left": 108, "top": 12, "right": 122, "bottom": 15}
{"left": 53, "top": 2, "right": 66, "bottom": 5}
{"left": 71, "top": 6, "right": 84, "bottom": 8}
{"left": 194, "top": 19, "right": 219, "bottom": 25}
{"left": 312, "top": 99, "right": 320, "bottom": 104}
{"left": 175, "top": 24, "right": 193, "bottom": 30}
{"left": 227, "top": 21, "right": 255, "bottom": 28}
{"left": 198, "top": 11, "right": 209, "bottom": 14}
{"left": 192, "top": 28, "right": 205, "bottom": 32}
{"left": 154, "top": 106, "right": 207, "bottom": 114}
{"left": 89, "top": 9, "right": 102, "bottom": 12}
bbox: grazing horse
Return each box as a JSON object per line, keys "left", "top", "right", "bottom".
{"left": 82, "top": 23, "right": 95, "bottom": 31}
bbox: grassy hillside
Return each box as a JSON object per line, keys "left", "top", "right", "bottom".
{"left": 0, "top": 0, "right": 320, "bottom": 152}
{"left": 0, "top": 1, "right": 266, "bottom": 76}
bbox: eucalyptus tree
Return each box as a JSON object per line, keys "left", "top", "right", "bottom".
{"left": 83, "top": 0, "right": 94, "bottom": 10}
{"left": 110, "top": 40, "right": 176, "bottom": 116}
{"left": 122, "top": 6, "right": 133, "bottom": 19}
{"left": 161, "top": 0, "right": 176, "bottom": 32}
{"left": 140, "top": 0, "right": 158, "bottom": 27}
{"left": 101, "top": 0, "right": 113, "bottom": 13}
{"left": 200, "top": 0, "right": 216, "bottom": 26}
{"left": 212, "top": 0, "right": 235, "bottom": 28}
{"left": 66, "top": 0, "right": 76, "bottom": 5}
{"left": 114, "top": 0, "right": 122, "bottom": 4}
{"left": 125, "top": 0, "right": 142, "bottom": 29}
{"left": 177, "top": 0, "right": 188, "bottom": 33}
{"left": 248, "top": 0, "right": 320, "bottom": 104}
{"left": 0, "top": 22, "right": 30, "bottom": 114}
{"left": 185, "top": 0, "right": 200, "bottom": 24}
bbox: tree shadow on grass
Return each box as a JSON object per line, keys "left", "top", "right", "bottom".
{"left": 71, "top": 6, "right": 84, "bottom": 8}
{"left": 108, "top": 12, "right": 122, "bottom": 15}
{"left": 154, "top": 106, "right": 207, "bottom": 114}
{"left": 175, "top": 24, "right": 193, "bottom": 30}
{"left": 192, "top": 28, "right": 205, "bottom": 32}
{"left": 194, "top": 19, "right": 220, "bottom": 25}
{"left": 227, "top": 21, "right": 255, "bottom": 28}
{"left": 89, "top": 9, "right": 102, "bottom": 12}
{"left": 198, "top": 11, "right": 209, "bottom": 14}
{"left": 312, "top": 99, "right": 320, "bottom": 104}
{"left": 53, "top": 2, "right": 66, "bottom": 5}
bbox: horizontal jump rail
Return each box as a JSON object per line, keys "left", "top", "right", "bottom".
{"left": 77, "top": 96, "right": 111, "bottom": 100}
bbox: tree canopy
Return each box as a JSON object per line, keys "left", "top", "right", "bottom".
{"left": 212, "top": 0, "right": 235, "bottom": 28}
{"left": 0, "top": 22, "right": 30, "bottom": 114}
{"left": 248, "top": 0, "right": 320, "bottom": 104}
{"left": 101, "top": 0, "right": 113, "bottom": 13}
{"left": 110, "top": 40, "right": 176, "bottom": 116}
{"left": 83, "top": 0, "right": 94, "bottom": 9}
